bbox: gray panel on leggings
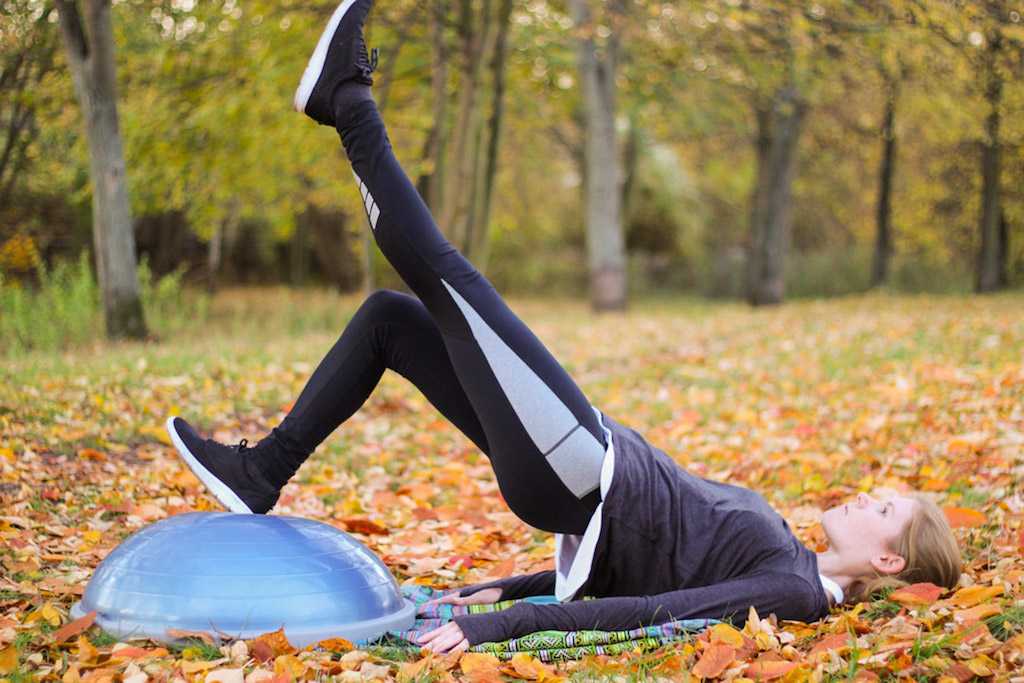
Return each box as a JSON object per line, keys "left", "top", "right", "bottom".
{"left": 440, "top": 279, "right": 604, "bottom": 498}
{"left": 545, "top": 425, "right": 604, "bottom": 498}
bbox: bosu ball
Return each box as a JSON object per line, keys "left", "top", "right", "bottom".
{"left": 70, "top": 512, "right": 416, "bottom": 647}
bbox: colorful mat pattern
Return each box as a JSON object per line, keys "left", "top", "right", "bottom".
{"left": 360, "top": 585, "right": 716, "bottom": 662}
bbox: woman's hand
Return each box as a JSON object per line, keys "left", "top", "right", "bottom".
{"left": 424, "top": 587, "right": 502, "bottom": 607}
{"left": 416, "top": 621, "right": 470, "bottom": 654}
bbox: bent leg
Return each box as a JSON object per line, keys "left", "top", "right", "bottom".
{"left": 336, "top": 97, "right": 605, "bottom": 534}
{"left": 272, "top": 290, "right": 490, "bottom": 461}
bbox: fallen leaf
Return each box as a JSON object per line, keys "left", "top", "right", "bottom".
{"left": 180, "top": 657, "right": 228, "bottom": 673}
{"left": 166, "top": 628, "right": 215, "bottom": 645}
{"left": 948, "top": 585, "right": 1003, "bottom": 608}
{"left": 460, "top": 652, "right": 502, "bottom": 681}
{"left": 692, "top": 643, "right": 735, "bottom": 679}
{"left": 745, "top": 658, "right": 799, "bottom": 680}
{"left": 0, "top": 646, "right": 18, "bottom": 674}
{"left": 339, "top": 518, "right": 389, "bottom": 536}
{"left": 889, "top": 583, "right": 944, "bottom": 606}
{"left": 944, "top": 508, "right": 986, "bottom": 529}
{"left": 52, "top": 611, "right": 96, "bottom": 645}
{"left": 253, "top": 628, "right": 296, "bottom": 657}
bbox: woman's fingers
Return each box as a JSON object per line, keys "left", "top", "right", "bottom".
{"left": 417, "top": 622, "right": 468, "bottom": 653}
{"left": 416, "top": 621, "right": 457, "bottom": 644}
{"left": 423, "top": 592, "right": 463, "bottom": 607}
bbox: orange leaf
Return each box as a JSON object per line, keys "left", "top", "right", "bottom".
{"left": 253, "top": 628, "right": 296, "bottom": 657}
{"left": 486, "top": 558, "right": 516, "bottom": 579}
{"left": 52, "top": 611, "right": 96, "bottom": 645}
{"left": 504, "top": 652, "right": 554, "bottom": 680}
{"left": 692, "top": 643, "right": 736, "bottom": 679}
{"left": 889, "top": 582, "right": 944, "bottom": 606}
{"left": 746, "top": 658, "right": 799, "bottom": 680}
{"left": 943, "top": 507, "right": 986, "bottom": 529}
{"left": 809, "top": 633, "right": 853, "bottom": 658}
{"left": 311, "top": 637, "right": 353, "bottom": 653}
{"left": 339, "top": 518, "right": 390, "bottom": 536}
{"left": 0, "top": 646, "right": 18, "bottom": 675}
{"left": 460, "top": 652, "right": 503, "bottom": 682}
{"left": 77, "top": 448, "right": 106, "bottom": 461}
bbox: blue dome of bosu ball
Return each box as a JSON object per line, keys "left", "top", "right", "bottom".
{"left": 70, "top": 512, "right": 415, "bottom": 647}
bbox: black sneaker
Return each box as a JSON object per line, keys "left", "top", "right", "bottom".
{"left": 165, "top": 417, "right": 281, "bottom": 514}
{"left": 293, "top": 0, "right": 378, "bottom": 126}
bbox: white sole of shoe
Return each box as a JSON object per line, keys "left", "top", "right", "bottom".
{"left": 293, "top": 0, "right": 361, "bottom": 114}
{"left": 165, "top": 417, "right": 254, "bottom": 514}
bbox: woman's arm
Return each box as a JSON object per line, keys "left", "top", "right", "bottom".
{"left": 452, "top": 572, "right": 823, "bottom": 645}
{"left": 455, "top": 570, "right": 556, "bottom": 601}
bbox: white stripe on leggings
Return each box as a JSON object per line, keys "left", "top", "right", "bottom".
{"left": 352, "top": 170, "right": 380, "bottom": 230}
{"left": 440, "top": 278, "right": 604, "bottom": 498}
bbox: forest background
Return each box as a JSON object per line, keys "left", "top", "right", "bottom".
{"left": 2, "top": 0, "right": 1023, "bottom": 354}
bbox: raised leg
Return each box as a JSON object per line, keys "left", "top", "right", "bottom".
{"left": 335, "top": 95, "right": 606, "bottom": 535}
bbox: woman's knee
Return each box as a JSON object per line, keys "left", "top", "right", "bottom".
{"left": 357, "top": 289, "right": 428, "bottom": 325}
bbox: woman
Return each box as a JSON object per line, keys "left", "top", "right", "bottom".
{"left": 166, "top": 0, "right": 962, "bottom": 655}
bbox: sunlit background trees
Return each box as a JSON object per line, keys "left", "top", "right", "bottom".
{"left": 1, "top": 0, "right": 1022, "bottom": 342}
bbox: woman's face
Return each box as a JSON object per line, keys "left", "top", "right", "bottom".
{"left": 821, "top": 492, "right": 917, "bottom": 575}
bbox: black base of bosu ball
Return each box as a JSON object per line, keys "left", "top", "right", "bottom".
{"left": 70, "top": 512, "right": 415, "bottom": 647}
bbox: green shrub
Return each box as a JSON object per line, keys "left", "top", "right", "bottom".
{"left": 0, "top": 254, "right": 208, "bottom": 356}
{"left": 137, "top": 258, "right": 209, "bottom": 339}
{"left": 0, "top": 253, "right": 101, "bottom": 355}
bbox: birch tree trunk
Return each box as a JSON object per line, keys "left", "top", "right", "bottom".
{"left": 55, "top": 0, "right": 146, "bottom": 339}
{"left": 570, "top": 0, "right": 627, "bottom": 312}
{"left": 746, "top": 86, "right": 807, "bottom": 306}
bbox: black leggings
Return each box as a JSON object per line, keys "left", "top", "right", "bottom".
{"left": 276, "top": 98, "right": 606, "bottom": 535}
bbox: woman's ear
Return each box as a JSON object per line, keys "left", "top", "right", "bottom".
{"left": 870, "top": 552, "right": 906, "bottom": 576}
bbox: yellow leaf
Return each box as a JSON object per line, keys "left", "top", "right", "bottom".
{"left": 180, "top": 658, "right": 228, "bottom": 673}
{"left": 966, "top": 656, "right": 994, "bottom": 677}
{"left": 0, "top": 448, "right": 14, "bottom": 463}
{"left": 25, "top": 602, "right": 62, "bottom": 627}
{"left": 710, "top": 623, "right": 746, "bottom": 648}
{"left": 273, "top": 654, "right": 307, "bottom": 679}
{"left": 0, "top": 647, "right": 17, "bottom": 675}
{"left": 948, "top": 585, "right": 1003, "bottom": 608}
{"left": 75, "top": 636, "right": 98, "bottom": 666}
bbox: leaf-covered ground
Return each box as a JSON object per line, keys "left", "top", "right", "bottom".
{"left": 2, "top": 291, "right": 1023, "bottom": 682}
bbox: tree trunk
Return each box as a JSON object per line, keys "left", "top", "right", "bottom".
{"left": 871, "top": 76, "right": 898, "bottom": 288}
{"left": 976, "top": 30, "right": 1003, "bottom": 293}
{"left": 55, "top": 0, "right": 146, "bottom": 339}
{"left": 997, "top": 209, "right": 1009, "bottom": 288}
{"left": 468, "top": 0, "right": 513, "bottom": 274}
{"left": 207, "top": 221, "right": 222, "bottom": 293}
{"left": 415, "top": 0, "right": 449, "bottom": 214}
{"left": 438, "top": 0, "right": 492, "bottom": 245}
{"left": 746, "top": 86, "right": 807, "bottom": 307}
{"left": 570, "top": 0, "right": 628, "bottom": 312}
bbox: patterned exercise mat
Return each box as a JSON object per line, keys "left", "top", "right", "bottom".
{"left": 359, "top": 585, "right": 715, "bottom": 662}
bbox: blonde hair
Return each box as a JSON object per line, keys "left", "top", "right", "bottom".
{"left": 846, "top": 493, "right": 962, "bottom": 603}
